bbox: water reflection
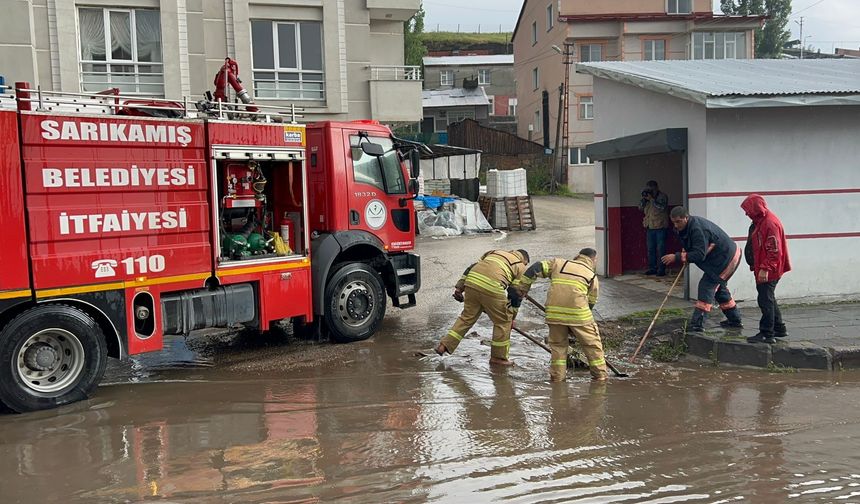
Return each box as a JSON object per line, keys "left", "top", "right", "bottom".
{"left": 3, "top": 363, "right": 860, "bottom": 503}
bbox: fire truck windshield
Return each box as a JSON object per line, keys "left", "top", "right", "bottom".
{"left": 350, "top": 136, "right": 406, "bottom": 195}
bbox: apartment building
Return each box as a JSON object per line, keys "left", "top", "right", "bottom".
{"left": 0, "top": 0, "right": 422, "bottom": 122}
{"left": 512, "top": 0, "right": 762, "bottom": 191}
{"left": 423, "top": 54, "right": 517, "bottom": 133}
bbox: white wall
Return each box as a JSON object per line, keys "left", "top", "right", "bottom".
{"left": 591, "top": 77, "right": 707, "bottom": 288}
{"left": 592, "top": 78, "right": 708, "bottom": 197}
{"left": 705, "top": 106, "right": 860, "bottom": 302}
{"left": 568, "top": 164, "right": 594, "bottom": 194}
{"left": 592, "top": 76, "right": 860, "bottom": 302}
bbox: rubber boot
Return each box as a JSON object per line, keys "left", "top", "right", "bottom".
{"left": 774, "top": 323, "right": 788, "bottom": 338}
{"left": 747, "top": 332, "right": 776, "bottom": 344}
{"left": 689, "top": 309, "right": 706, "bottom": 332}
{"left": 719, "top": 307, "right": 743, "bottom": 328}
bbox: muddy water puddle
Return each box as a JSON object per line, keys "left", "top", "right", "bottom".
{"left": 3, "top": 330, "right": 860, "bottom": 503}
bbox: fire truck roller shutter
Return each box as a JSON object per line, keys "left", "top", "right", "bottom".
{"left": 0, "top": 304, "right": 108, "bottom": 412}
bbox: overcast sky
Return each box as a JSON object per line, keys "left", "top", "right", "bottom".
{"left": 422, "top": 0, "right": 860, "bottom": 53}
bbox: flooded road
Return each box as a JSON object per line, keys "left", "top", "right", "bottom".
{"left": 3, "top": 197, "right": 860, "bottom": 503}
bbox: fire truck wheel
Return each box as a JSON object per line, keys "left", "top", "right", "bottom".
{"left": 0, "top": 304, "right": 108, "bottom": 413}
{"left": 325, "top": 263, "right": 387, "bottom": 343}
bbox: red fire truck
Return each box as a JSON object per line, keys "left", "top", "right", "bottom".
{"left": 0, "top": 82, "right": 421, "bottom": 412}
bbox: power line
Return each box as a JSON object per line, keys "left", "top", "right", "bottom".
{"left": 423, "top": 1, "right": 519, "bottom": 12}
{"left": 791, "top": 0, "right": 827, "bottom": 17}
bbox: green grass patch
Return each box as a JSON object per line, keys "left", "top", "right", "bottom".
{"left": 651, "top": 341, "right": 686, "bottom": 362}
{"left": 419, "top": 32, "right": 513, "bottom": 47}
{"left": 766, "top": 361, "right": 798, "bottom": 373}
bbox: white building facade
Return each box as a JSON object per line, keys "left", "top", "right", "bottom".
{"left": 0, "top": 0, "right": 422, "bottom": 122}
{"left": 580, "top": 59, "right": 860, "bottom": 302}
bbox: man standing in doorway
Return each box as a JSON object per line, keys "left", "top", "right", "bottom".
{"left": 661, "top": 207, "right": 743, "bottom": 332}
{"left": 742, "top": 194, "right": 791, "bottom": 344}
{"left": 639, "top": 180, "right": 670, "bottom": 276}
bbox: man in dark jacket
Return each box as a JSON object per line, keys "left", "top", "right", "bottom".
{"left": 742, "top": 194, "right": 791, "bottom": 344}
{"left": 662, "top": 207, "right": 743, "bottom": 332}
{"left": 639, "top": 180, "right": 670, "bottom": 276}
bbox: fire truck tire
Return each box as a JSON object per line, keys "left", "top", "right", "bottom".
{"left": 325, "top": 263, "right": 387, "bottom": 343}
{"left": 0, "top": 304, "right": 108, "bottom": 413}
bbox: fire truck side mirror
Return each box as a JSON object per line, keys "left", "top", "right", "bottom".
{"left": 409, "top": 149, "right": 421, "bottom": 179}
{"left": 360, "top": 141, "right": 385, "bottom": 157}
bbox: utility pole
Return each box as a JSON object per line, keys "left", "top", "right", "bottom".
{"left": 550, "top": 42, "right": 574, "bottom": 191}
{"left": 552, "top": 84, "right": 563, "bottom": 193}
{"left": 795, "top": 17, "right": 805, "bottom": 59}
{"left": 560, "top": 42, "right": 573, "bottom": 187}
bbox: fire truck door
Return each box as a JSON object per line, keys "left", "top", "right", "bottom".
{"left": 344, "top": 133, "right": 413, "bottom": 251}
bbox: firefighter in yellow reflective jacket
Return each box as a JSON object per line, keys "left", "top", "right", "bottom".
{"left": 435, "top": 249, "right": 530, "bottom": 366}
{"left": 515, "top": 248, "right": 607, "bottom": 382}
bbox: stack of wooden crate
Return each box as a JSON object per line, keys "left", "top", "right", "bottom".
{"left": 478, "top": 195, "right": 536, "bottom": 231}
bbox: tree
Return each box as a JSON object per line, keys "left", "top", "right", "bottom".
{"left": 720, "top": 0, "right": 792, "bottom": 59}
{"left": 404, "top": 3, "right": 427, "bottom": 67}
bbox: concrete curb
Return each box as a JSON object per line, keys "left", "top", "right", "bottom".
{"left": 679, "top": 332, "right": 837, "bottom": 370}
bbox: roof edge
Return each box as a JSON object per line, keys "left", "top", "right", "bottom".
{"left": 559, "top": 12, "right": 766, "bottom": 22}
{"left": 575, "top": 63, "right": 709, "bottom": 105}
{"left": 511, "top": 0, "right": 527, "bottom": 43}
{"left": 707, "top": 94, "right": 860, "bottom": 109}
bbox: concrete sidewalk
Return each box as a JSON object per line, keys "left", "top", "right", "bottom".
{"left": 680, "top": 304, "right": 860, "bottom": 370}
{"left": 592, "top": 279, "right": 860, "bottom": 370}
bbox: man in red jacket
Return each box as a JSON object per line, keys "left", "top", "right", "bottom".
{"left": 741, "top": 194, "right": 791, "bottom": 344}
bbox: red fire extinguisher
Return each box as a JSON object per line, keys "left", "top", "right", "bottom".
{"left": 280, "top": 213, "right": 293, "bottom": 250}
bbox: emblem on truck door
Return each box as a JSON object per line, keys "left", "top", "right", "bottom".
{"left": 365, "top": 200, "right": 387, "bottom": 230}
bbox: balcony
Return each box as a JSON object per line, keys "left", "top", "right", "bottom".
{"left": 367, "top": 0, "right": 420, "bottom": 21}
{"left": 368, "top": 65, "right": 423, "bottom": 122}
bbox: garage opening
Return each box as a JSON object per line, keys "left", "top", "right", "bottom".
{"left": 587, "top": 128, "right": 689, "bottom": 299}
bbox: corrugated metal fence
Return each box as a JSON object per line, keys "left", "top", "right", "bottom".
{"left": 447, "top": 119, "right": 545, "bottom": 155}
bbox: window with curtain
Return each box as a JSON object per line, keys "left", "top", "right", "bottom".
{"left": 578, "top": 96, "right": 593, "bottom": 120}
{"left": 568, "top": 147, "right": 592, "bottom": 165}
{"left": 668, "top": 0, "right": 693, "bottom": 14}
{"left": 79, "top": 8, "right": 163, "bottom": 95}
{"left": 644, "top": 39, "right": 666, "bottom": 61}
{"left": 251, "top": 20, "right": 325, "bottom": 100}
{"left": 508, "top": 97, "right": 517, "bottom": 116}
{"left": 579, "top": 44, "right": 603, "bottom": 62}
{"left": 691, "top": 32, "right": 746, "bottom": 60}
{"left": 440, "top": 70, "right": 454, "bottom": 86}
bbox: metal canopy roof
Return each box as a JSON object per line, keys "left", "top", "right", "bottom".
{"left": 586, "top": 128, "right": 687, "bottom": 162}
{"left": 422, "top": 87, "right": 489, "bottom": 108}
{"left": 577, "top": 59, "right": 860, "bottom": 108}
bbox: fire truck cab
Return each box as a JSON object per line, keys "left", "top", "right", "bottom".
{"left": 0, "top": 83, "right": 421, "bottom": 412}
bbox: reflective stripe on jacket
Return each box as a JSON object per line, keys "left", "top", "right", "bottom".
{"left": 460, "top": 250, "right": 527, "bottom": 297}
{"left": 518, "top": 255, "right": 599, "bottom": 326}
